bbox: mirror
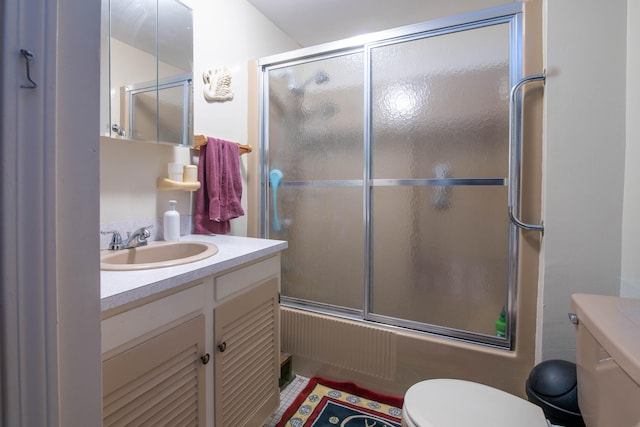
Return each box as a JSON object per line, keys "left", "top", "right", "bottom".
{"left": 106, "top": 0, "right": 193, "bottom": 146}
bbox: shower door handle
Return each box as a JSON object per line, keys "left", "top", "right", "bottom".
{"left": 508, "top": 72, "right": 545, "bottom": 234}
{"left": 269, "top": 169, "right": 283, "bottom": 231}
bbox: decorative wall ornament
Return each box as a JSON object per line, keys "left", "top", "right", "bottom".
{"left": 203, "top": 66, "right": 234, "bottom": 102}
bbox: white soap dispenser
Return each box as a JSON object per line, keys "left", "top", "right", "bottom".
{"left": 164, "top": 200, "right": 180, "bottom": 241}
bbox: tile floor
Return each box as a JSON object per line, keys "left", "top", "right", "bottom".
{"left": 264, "top": 375, "right": 310, "bottom": 427}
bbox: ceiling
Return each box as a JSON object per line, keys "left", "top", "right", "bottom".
{"left": 244, "top": 0, "right": 503, "bottom": 47}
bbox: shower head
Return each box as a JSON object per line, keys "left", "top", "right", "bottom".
{"left": 288, "top": 70, "right": 330, "bottom": 95}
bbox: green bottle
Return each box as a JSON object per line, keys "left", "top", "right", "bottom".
{"left": 496, "top": 306, "right": 506, "bottom": 338}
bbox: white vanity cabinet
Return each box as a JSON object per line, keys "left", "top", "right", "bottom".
{"left": 101, "top": 250, "right": 282, "bottom": 427}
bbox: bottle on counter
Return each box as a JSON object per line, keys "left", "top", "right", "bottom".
{"left": 164, "top": 200, "right": 180, "bottom": 241}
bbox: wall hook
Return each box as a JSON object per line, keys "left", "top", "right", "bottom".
{"left": 20, "top": 49, "right": 37, "bottom": 89}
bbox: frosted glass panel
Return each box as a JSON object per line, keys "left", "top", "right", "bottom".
{"left": 267, "top": 52, "right": 365, "bottom": 311}
{"left": 370, "top": 23, "right": 511, "bottom": 180}
{"left": 371, "top": 186, "right": 509, "bottom": 335}
{"left": 268, "top": 53, "right": 364, "bottom": 181}
{"left": 270, "top": 186, "right": 364, "bottom": 310}
{"left": 368, "top": 22, "right": 513, "bottom": 337}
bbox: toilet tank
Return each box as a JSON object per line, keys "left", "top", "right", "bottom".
{"left": 571, "top": 294, "right": 640, "bottom": 427}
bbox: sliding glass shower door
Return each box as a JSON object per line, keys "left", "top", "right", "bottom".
{"left": 265, "top": 53, "right": 366, "bottom": 312}
{"left": 260, "top": 6, "right": 526, "bottom": 347}
{"left": 368, "top": 22, "right": 514, "bottom": 339}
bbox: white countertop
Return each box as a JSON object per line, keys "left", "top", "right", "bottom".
{"left": 100, "top": 234, "right": 287, "bottom": 312}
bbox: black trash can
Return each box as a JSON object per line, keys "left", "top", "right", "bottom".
{"left": 525, "top": 360, "right": 585, "bottom": 427}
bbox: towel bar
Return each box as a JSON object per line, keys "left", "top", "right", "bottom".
{"left": 193, "top": 134, "right": 252, "bottom": 155}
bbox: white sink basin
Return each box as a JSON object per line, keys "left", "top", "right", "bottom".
{"left": 100, "top": 241, "right": 218, "bottom": 271}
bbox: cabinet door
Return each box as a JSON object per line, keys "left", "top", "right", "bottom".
{"left": 214, "top": 278, "right": 280, "bottom": 427}
{"left": 103, "top": 315, "right": 207, "bottom": 427}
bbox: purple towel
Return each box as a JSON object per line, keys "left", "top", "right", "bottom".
{"left": 194, "top": 137, "right": 245, "bottom": 234}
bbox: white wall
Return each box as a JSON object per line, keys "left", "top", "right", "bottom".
{"left": 99, "top": 138, "right": 193, "bottom": 246}
{"left": 100, "top": 0, "right": 299, "bottom": 239}
{"left": 622, "top": 1, "right": 640, "bottom": 298}
{"left": 191, "top": 0, "right": 299, "bottom": 235}
{"left": 541, "top": 0, "right": 627, "bottom": 361}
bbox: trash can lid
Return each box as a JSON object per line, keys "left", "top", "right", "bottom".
{"left": 527, "top": 360, "right": 577, "bottom": 397}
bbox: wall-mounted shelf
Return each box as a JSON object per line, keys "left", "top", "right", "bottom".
{"left": 157, "top": 177, "right": 201, "bottom": 191}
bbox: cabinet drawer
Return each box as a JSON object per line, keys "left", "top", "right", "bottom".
{"left": 215, "top": 255, "right": 280, "bottom": 302}
{"left": 102, "top": 283, "right": 207, "bottom": 355}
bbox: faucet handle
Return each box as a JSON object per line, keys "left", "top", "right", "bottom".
{"left": 100, "top": 230, "right": 124, "bottom": 250}
{"left": 139, "top": 225, "right": 152, "bottom": 241}
{"left": 126, "top": 225, "right": 153, "bottom": 239}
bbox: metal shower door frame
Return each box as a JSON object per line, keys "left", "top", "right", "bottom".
{"left": 259, "top": 3, "right": 528, "bottom": 349}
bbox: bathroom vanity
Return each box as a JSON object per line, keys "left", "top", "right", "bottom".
{"left": 100, "top": 235, "right": 287, "bottom": 427}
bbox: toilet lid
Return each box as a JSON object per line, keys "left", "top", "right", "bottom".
{"left": 403, "top": 379, "right": 548, "bottom": 427}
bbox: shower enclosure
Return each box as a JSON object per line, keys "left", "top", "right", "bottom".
{"left": 259, "top": 4, "right": 540, "bottom": 348}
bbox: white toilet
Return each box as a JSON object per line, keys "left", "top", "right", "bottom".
{"left": 402, "top": 294, "right": 640, "bottom": 427}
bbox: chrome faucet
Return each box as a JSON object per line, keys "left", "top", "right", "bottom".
{"left": 101, "top": 226, "right": 152, "bottom": 250}
{"left": 123, "top": 226, "right": 152, "bottom": 248}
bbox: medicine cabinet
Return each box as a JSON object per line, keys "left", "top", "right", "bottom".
{"left": 101, "top": 0, "right": 194, "bottom": 146}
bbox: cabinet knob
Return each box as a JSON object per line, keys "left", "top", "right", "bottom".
{"left": 200, "top": 353, "right": 210, "bottom": 365}
{"left": 217, "top": 342, "right": 227, "bottom": 353}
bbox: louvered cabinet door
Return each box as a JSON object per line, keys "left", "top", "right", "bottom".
{"left": 103, "top": 315, "right": 207, "bottom": 427}
{"left": 214, "top": 278, "right": 280, "bottom": 427}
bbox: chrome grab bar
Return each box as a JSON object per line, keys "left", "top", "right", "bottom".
{"left": 508, "top": 72, "right": 545, "bottom": 234}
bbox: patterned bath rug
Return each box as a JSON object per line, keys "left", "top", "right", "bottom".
{"left": 275, "top": 377, "right": 403, "bottom": 427}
